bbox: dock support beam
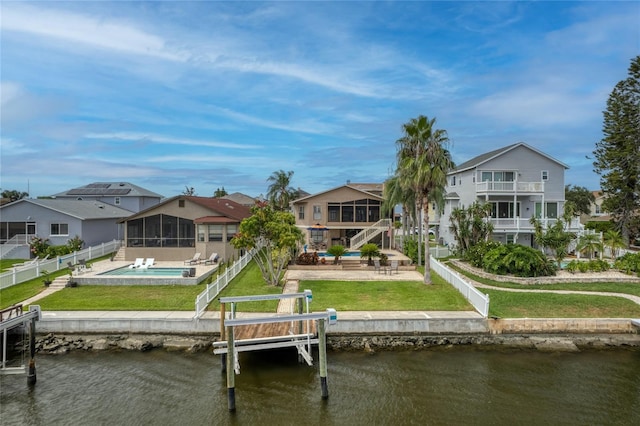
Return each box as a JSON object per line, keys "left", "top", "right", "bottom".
{"left": 27, "top": 316, "right": 36, "bottom": 386}
{"left": 226, "top": 325, "right": 236, "bottom": 412}
{"left": 318, "top": 319, "right": 329, "bottom": 399}
{"left": 220, "top": 303, "right": 226, "bottom": 373}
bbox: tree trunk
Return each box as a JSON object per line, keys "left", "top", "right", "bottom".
{"left": 415, "top": 202, "right": 422, "bottom": 267}
{"left": 423, "top": 203, "right": 432, "bottom": 284}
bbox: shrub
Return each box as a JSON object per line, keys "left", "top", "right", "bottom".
{"left": 326, "top": 245, "right": 347, "bottom": 265}
{"left": 565, "top": 260, "right": 580, "bottom": 274}
{"left": 482, "top": 244, "right": 556, "bottom": 277}
{"left": 613, "top": 252, "right": 640, "bottom": 276}
{"left": 296, "top": 252, "right": 319, "bottom": 265}
{"left": 588, "top": 259, "right": 610, "bottom": 272}
{"left": 464, "top": 240, "right": 501, "bottom": 268}
{"left": 360, "top": 243, "right": 381, "bottom": 266}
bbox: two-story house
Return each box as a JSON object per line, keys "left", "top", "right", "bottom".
{"left": 51, "top": 182, "right": 163, "bottom": 212}
{"left": 437, "top": 142, "right": 582, "bottom": 248}
{"left": 290, "top": 183, "right": 393, "bottom": 250}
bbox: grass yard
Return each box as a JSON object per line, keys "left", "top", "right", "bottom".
{"left": 485, "top": 289, "right": 640, "bottom": 318}
{"left": 302, "top": 274, "right": 472, "bottom": 311}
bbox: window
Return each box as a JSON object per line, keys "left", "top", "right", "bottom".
{"left": 50, "top": 223, "right": 69, "bottom": 235}
{"left": 490, "top": 202, "right": 520, "bottom": 218}
{"left": 595, "top": 204, "right": 601, "bottom": 214}
{"left": 328, "top": 204, "right": 340, "bottom": 222}
{"left": 198, "top": 224, "right": 206, "bottom": 242}
{"left": 179, "top": 199, "right": 185, "bottom": 207}
{"left": 114, "top": 197, "right": 121, "bottom": 205}
{"left": 208, "top": 225, "right": 223, "bottom": 242}
{"left": 226, "top": 224, "right": 238, "bottom": 241}
{"left": 506, "top": 234, "right": 515, "bottom": 244}
{"left": 546, "top": 202, "right": 558, "bottom": 218}
{"left": 541, "top": 170, "right": 549, "bottom": 181}
{"left": 298, "top": 206, "right": 305, "bottom": 220}
{"left": 451, "top": 176, "right": 456, "bottom": 186}
{"left": 313, "top": 205, "right": 321, "bottom": 220}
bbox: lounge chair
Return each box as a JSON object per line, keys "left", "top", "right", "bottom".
{"left": 184, "top": 253, "right": 201, "bottom": 265}
{"left": 139, "top": 258, "right": 155, "bottom": 269}
{"left": 129, "top": 258, "right": 144, "bottom": 269}
{"left": 389, "top": 260, "right": 399, "bottom": 274}
{"left": 204, "top": 253, "right": 219, "bottom": 265}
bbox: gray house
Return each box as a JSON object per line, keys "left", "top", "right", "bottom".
{"left": 437, "top": 142, "right": 582, "bottom": 248}
{"left": 51, "top": 182, "right": 163, "bottom": 213}
{"left": 0, "top": 199, "right": 133, "bottom": 259}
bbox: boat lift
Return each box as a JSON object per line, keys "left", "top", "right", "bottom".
{"left": 1, "top": 305, "right": 41, "bottom": 385}
{"left": 214, "top": 291, "right": 337, "bottom": 411}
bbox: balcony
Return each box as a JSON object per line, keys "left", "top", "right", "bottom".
{"left": 489, "top": 217, "right": 582, "bottom": 233}
{"left": 476, "top": 181, "right": 544, "bottom": 194}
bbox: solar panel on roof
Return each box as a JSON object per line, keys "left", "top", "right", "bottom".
{"left": 105, "top": 188, "right": 131, "bottom": 195}
{"left": 86, "top": 183, "right": 110, "bottom": 188}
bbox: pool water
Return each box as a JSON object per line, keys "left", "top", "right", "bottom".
{"left": 98, "top": 267, "right": 191, "bottom": 277}
{"left": 317, "top": 251, "right": 362, "bottom": 257}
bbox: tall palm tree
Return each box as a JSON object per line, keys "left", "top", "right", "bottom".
{"left": 266, "top": 170, "right": 298, "bottom": 211}
{"left": 383, "top": 175, "right": 416, "bottom": 250}
{"left": 395, "top": 115, "right": 454, "bottom": 284}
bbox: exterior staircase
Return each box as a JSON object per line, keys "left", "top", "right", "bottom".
{"left": 111, "top": 246, "right": 127, "bottom": 261}
{"left": 340, "top": 258, "right": 362, "bottom": 270}
{"left": 349, "top": 219, "right": 392, "bottom": 250}
{"left": 49, "top": 276, "right": 69, "bottom": 289}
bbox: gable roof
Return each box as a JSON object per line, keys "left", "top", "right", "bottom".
{"left": 3, "top": 199, "right": 135, "bottom": 220}
{"left": 186, "top": 196, "right": 252, "bottom": 222}
{"left": 292, "top": 183, "right": 384, "bottom": 204}
{"left": 51, "top": 182, "right": 163, "bottom": 199}
{"left": 452, "top": 142, "right": 569, "bottom": 174}
{"left": 220, "top": 192, "right": 258, "bottom": 207}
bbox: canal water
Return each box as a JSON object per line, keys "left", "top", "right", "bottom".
{"left": 2, "top": 347, "right": 639, "bottom": 425}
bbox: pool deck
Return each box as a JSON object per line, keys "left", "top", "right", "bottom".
{"left": 73, "top": 260, "right": 219, "bottom": 285}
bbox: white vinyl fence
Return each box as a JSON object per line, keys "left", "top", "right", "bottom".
{"left": 430, "top": 256, "right": 490, "bottom": 317}
{"left": 0, "top": 240, "right": 121, "bottom": 290}
{"left": 194, "top": 248, "right": 256, "bottom": 319}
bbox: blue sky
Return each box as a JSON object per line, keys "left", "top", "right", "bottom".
{"left": 1, "top": 1, "right": 638, "bottom": 199}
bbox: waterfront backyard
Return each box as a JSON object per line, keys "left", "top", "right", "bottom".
{"left": 2, "top": 257, "right": 640, "bottom": 318}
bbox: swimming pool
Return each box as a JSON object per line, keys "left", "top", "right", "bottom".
{"left": 316, "top": 251, "right": 395, "bottom": 257}
{"left": 98, "top": 267, "right": 191, "bottom": 277}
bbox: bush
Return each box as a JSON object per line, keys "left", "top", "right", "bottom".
{"left": 296, "top": 252, "right": 319, "bottom": 265}
{"left": 482, "top": 244, "right": 556, "bottom": 277}
{"left": 326, "top": 245, "right": 347, "bottom": 265}
{"left": 360, "top": 243, "right": 381, "bottom": 266}
{"left": 614, "top": 252, "right": 640, "bottom": 276}
{"left": 464, "top": 240, "right": 502, "bottom": 268}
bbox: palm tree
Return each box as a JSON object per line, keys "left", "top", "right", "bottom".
{"left": 395, "top": 115, "right": 454, "bottom": 284}
{"left": 383, "top": 175, "right": 416, "bottom": 250}
{"left": 603, "top": 230, "right": 625, "bottom": 259}
{"left": 266, "top": 170, "right": 298, "bottom": 211}
{"left": 577, "top": 232, "right": 603, "bottom": 260}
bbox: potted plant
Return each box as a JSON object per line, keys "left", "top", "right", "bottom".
{"left": 41, "top": 270, "right": 52, "bottom": 287}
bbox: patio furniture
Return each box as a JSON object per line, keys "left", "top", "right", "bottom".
{"left": 139, "top": 258, "right": 155, "bottom": 269}
{"left": 78, "top": 259, "right": 92, "bottom": 272}
{"left": 374, "top": 259, "right": 382, "bottom": 274}
{"left": 389, "top": 260, "right": 399, "bottom": 274}
{"left": 184, "top": 253, "right": 201, "bottom": 265}
{"left": 129, "top": 258, "right": 144, "bottom": 269}
{"left": 203, "top": 253, "right": 219, "bottom": 265}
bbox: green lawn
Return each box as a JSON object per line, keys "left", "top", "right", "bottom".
{"left": 484, "top": 289, "right": 640, "bottom": 318}
{"left": 302, "top": 274, "right": 472, "bottom": 311}
{"left": 3, "top": 258, "right": 640, "bottom": 318}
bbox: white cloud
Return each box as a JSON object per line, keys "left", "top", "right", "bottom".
{"left": 85, "top": 132, "right": 261, "bottom": 150}
{"left": 0, "top": 4, "right": 187, "bottom": 62}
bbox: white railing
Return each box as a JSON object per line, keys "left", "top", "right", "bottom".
{"left": 430, "top": 256, "right": 490, "bottom": 317}
{"left": 349, "top": 218, "right": 392, "bottom": 250}
{"left": 476, "top": 181, "right": 543, "bottom": 193}
{"left": 0, "top": 240, "right": 121, "bottom": 290}
{"left": 194, "top": 248, "right": 256, "bottom": 319}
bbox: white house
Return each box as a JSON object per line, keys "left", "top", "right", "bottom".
{"left": 437, "top": 142, "right": 582, "bottom": 248}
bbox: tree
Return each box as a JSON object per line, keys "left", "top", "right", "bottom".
{"left": 326, "top": 244, "right": 347, "bottom": 265}
{"left": 360, "top": 243, "right": 381, "bottom": 266}
{"left": 266, "top": 170, "right": 299, "bottom": 211}
{"left": 530, "top": 217, "right": 575, "bottom": 268}
{"left": 603, "top": 229, "right": 625, "bottom": 259}
{"left": 564, "top": 185, "right": 595, "bottom": 217}
{"left": 593, "top": 55, "right": 640, "bottom": 245}
{"left": 449, "top": 202, "right": 494, "bottom": 254}
{"left": 383, "top": 175, "right": 416, "bottom": 249}
{"left": 183, "top": 186, "right": 196, "bottom": 196}
{"left": 213, "top": 187, "right": 228, "bottom": 198}
{"left": 231, "top": 202, "right": 304, "bottom": 286}
{"left": 1, "top": 189, "right": 29, "bottom": 202}
{"left": 395, "top": 115, "right": 454, "bottom": 284}
{"left": 576, "top": 232, "right": 603, "bottom": 260}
